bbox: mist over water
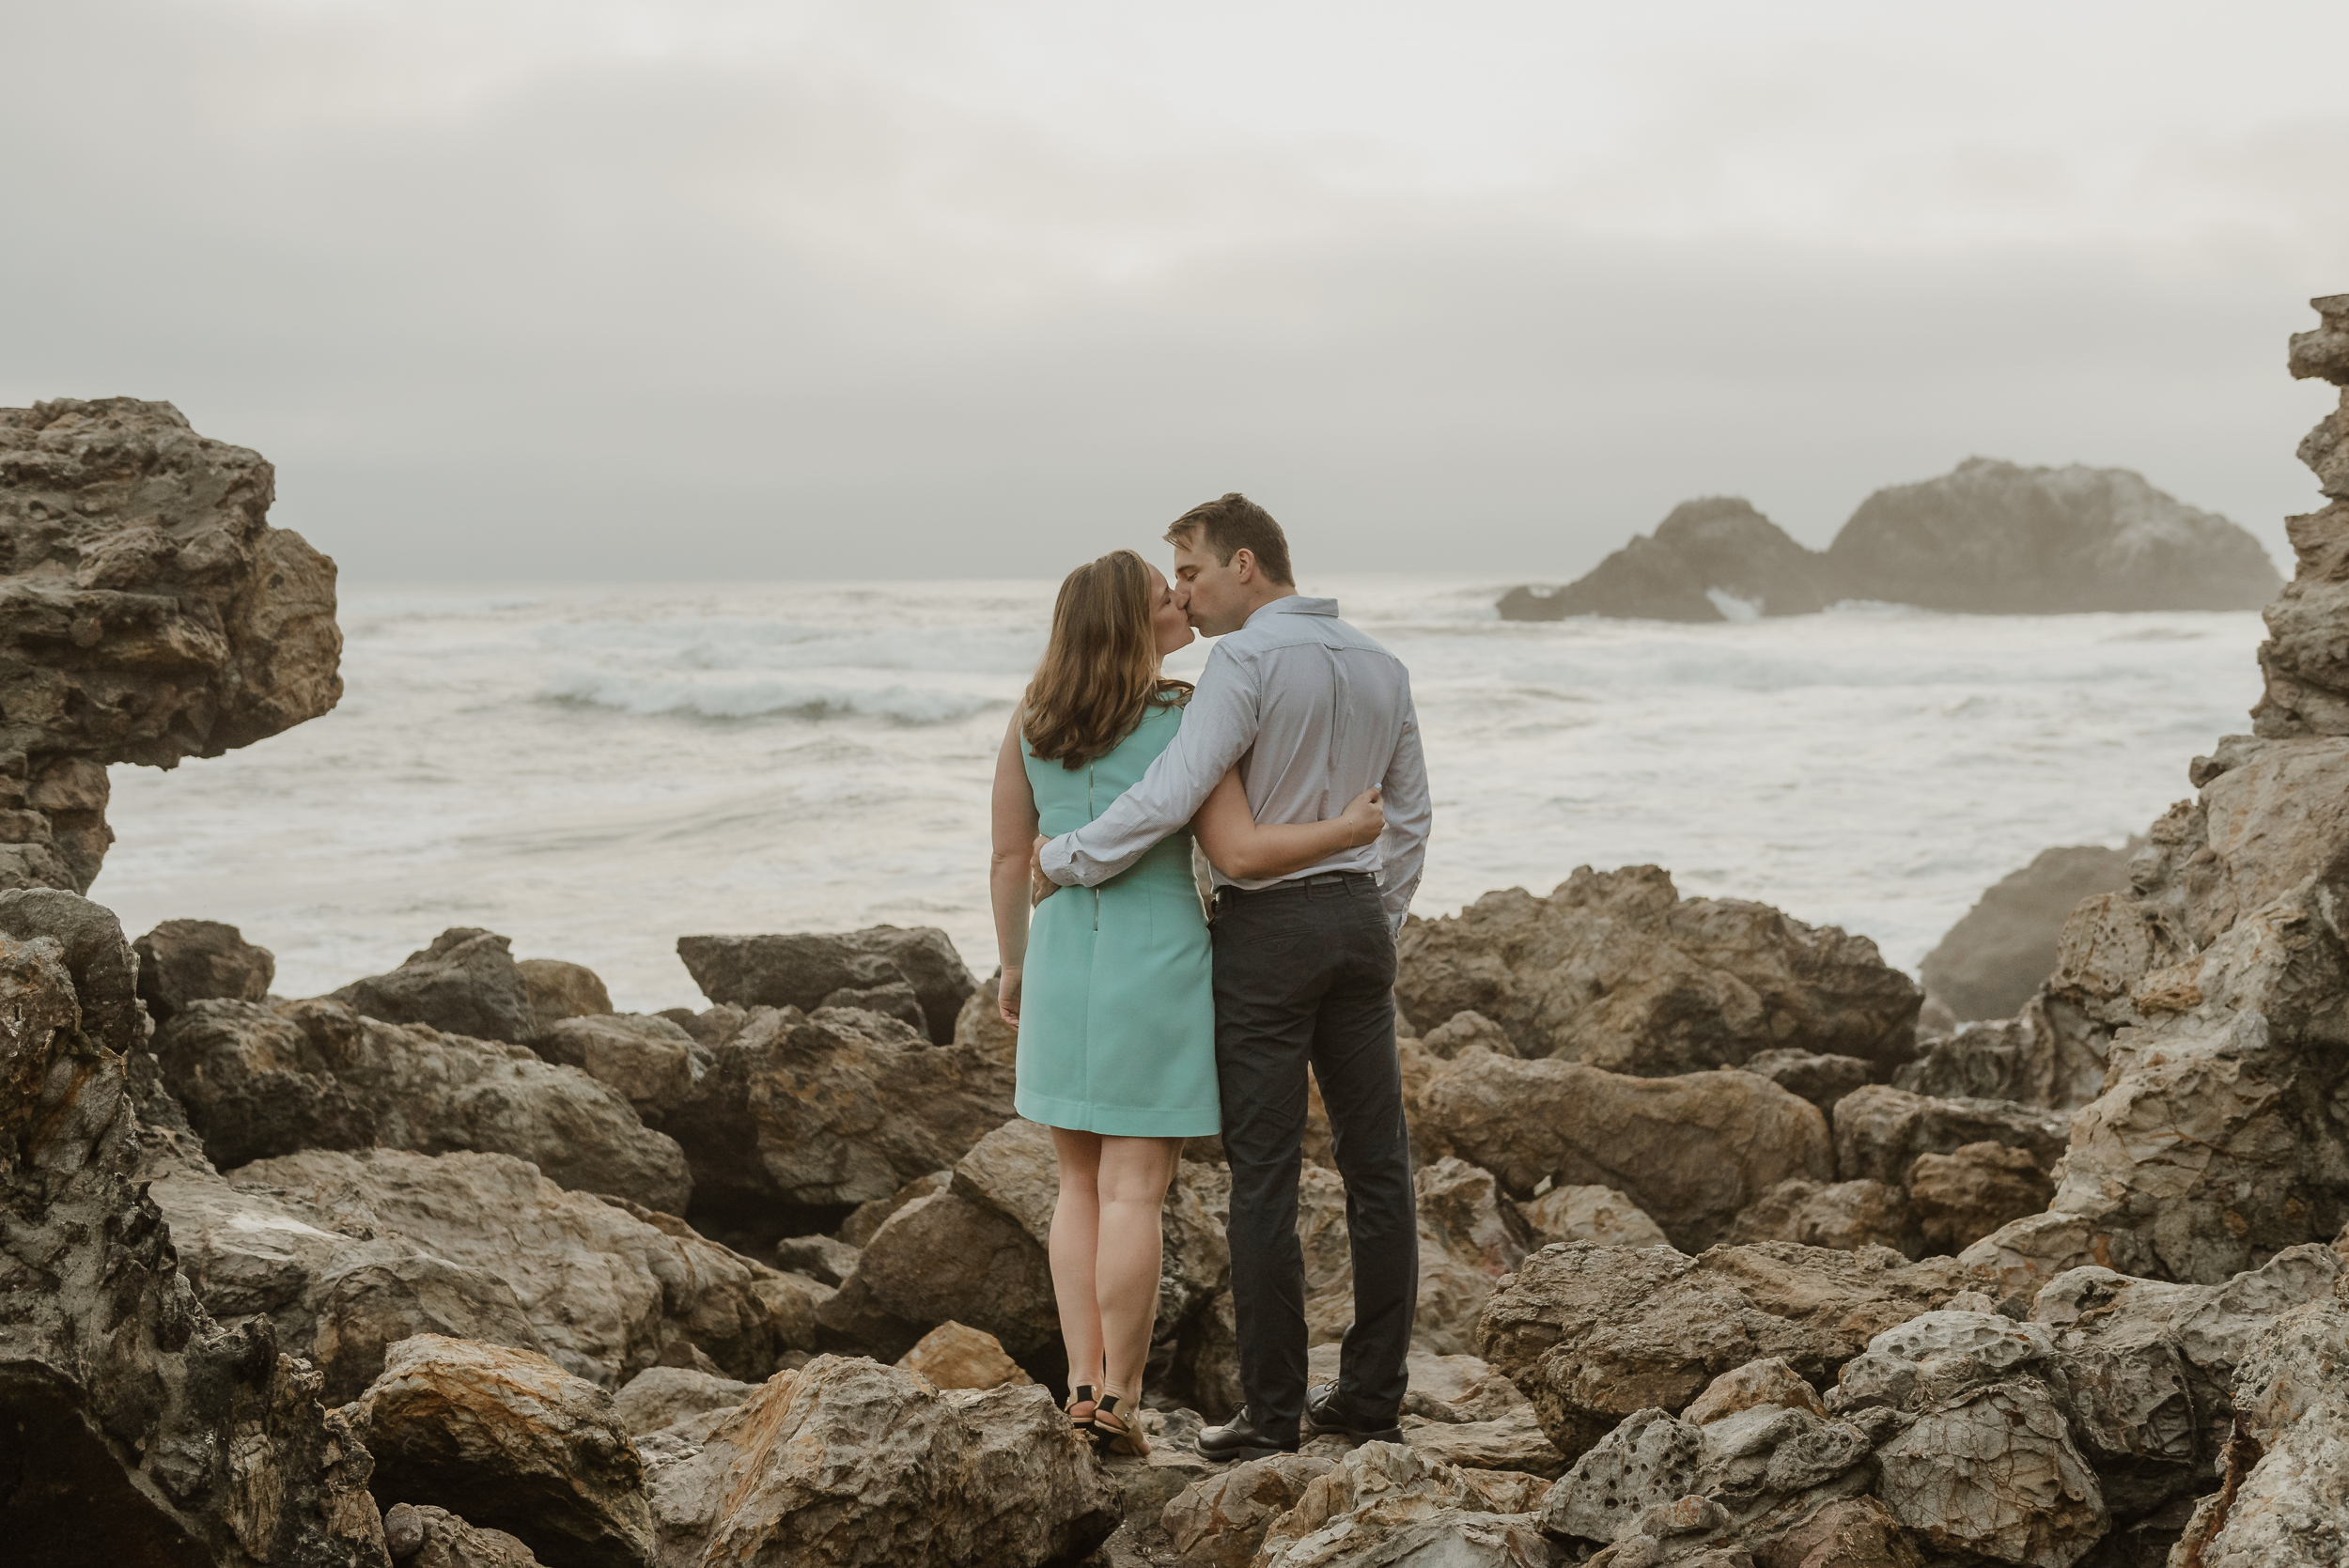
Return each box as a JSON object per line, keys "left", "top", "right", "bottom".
{"left": 89, "top": 579, "right": 2266, "bottom": 1013}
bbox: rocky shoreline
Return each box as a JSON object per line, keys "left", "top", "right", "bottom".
{"left": 4, "top": 294, "right": 2347, "bottom": 1566}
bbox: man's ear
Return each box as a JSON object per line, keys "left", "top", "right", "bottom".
{"left": 1230, "top": 547, "right": 1257, "bottom": 583}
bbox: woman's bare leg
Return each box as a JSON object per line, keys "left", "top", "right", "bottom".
{"left": 1095, "top": 1134, "right": 1184, "bottom": 1405}
{"left": 1049, "top": 1127, "right": 1107, "bottom": 1395}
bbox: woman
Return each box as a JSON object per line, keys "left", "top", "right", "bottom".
{"left": 988, "top": 548, "right": 1382, "bottom": 1455}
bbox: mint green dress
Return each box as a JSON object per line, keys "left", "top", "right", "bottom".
{"left": 1016, "top": 701, "right": 1221, "bottom": 1137}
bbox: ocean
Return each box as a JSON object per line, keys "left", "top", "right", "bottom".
{"left": 89, "top": 579, "right": 2269, "bottom": 1014}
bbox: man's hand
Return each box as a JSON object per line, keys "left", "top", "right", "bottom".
{"left": 1338, "top": 786, "right": 1385, "bottom": 847}
{"left": 998, "top": 966, "right": 1022, "bottom": 1027}
{"left": 1030, "top": 834, "right": 1060, "bottom": 906}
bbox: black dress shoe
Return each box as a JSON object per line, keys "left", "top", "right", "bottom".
{"left": 1304, "top": 1382, "right": 1403, "bottom": 1443}
{"left": 1197, "top": 1405, "right": 1299, "bottom": 1461}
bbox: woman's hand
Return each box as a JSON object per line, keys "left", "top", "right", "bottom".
{"left": 1338, "top": 786, "right": 1386, "bottom": 847}
{"left": 998, "top": 966, "right": 1022, "bottom": 1028}
{"left": 1030, "top": 834, "right": 1060, "bottom": 906}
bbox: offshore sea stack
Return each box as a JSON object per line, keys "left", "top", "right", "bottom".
{"left": 1500, "top": 457, "right": 2283, "bottom": 621}
{"left": 0, "top": 398, "right": 343, "bottom": 891}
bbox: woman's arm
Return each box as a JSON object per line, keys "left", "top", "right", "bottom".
{"left": 988, "top": 714, "right": 1041, "bottom": 1026}
{"left": 1190, "top": 767, "right": 1385, "bottom": 882}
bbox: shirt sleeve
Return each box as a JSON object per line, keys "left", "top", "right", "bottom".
{"left": 1036, "top": 643, "right": 1262, "bottom": 886}
{"left": 1375, "top": 678, "right": 1432, "bottom": 933}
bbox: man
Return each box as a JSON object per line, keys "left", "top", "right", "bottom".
{"left": 1035, "top": 491, "right": 1432, "bottom": 1459}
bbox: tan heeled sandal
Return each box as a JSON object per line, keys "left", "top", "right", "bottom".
{"left": 1090, "top": 1392, "right": 1148, "bottom": 1457}
{"left": 1067, "top": 1383, "right": 1098, "bottom": 1440}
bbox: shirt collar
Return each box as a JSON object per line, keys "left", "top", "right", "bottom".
{"left": 1242, "top": 594, "right": 1339, "bottom": 629}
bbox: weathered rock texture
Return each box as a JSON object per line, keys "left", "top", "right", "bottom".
{"left": 331, "top": 928, "right": 538, "bottom": 1045}
{"left": 677, "top": 925, "right": 975, "bottom": 1046}
{"left": 153, "top": 995, "right": 692, "bottom": 1211}
{"left": 1396, "top": 865, "right": 1921, "bottom": 1075}
{"left": 348, "top": 1335, "right": 653, "bottom": 1568}
{"left": 0, "top": 895, "right": 386, "bottom": 1565}
{"left": 381, "top": 1504, "right": 545, "bottom": 1568}
{"left": 151, "top": 1143, "right": 821, "bottom": 1399}
{"left": 1416, "top": 1046, "right": 1832, "bottom": 1251}
{"left": 1497, "top": 498, "right": 1832, "bottom": 622}
{"left": 1920, "top": 843, "right": 2138, "bottom": 1021}
{"left": 0, "top": 397, "right": 342, "bottom": 891}
{"left": 1500, "top": 458, "right": 2279, "bottom": 622}
{"left": 644, "top": 1354, "right": 1119, "bottom": 1567}
{"left": 134, "top": 917, "right": 275, "bottom": 1021}
{"left": 1475, "top": 1240, "right": 1965, "bottom": 1461}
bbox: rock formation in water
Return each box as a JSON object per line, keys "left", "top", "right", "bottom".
{"left": 0, "top": 398, "right": 343, "bottom": 892}
{"left": 1920, "top": 840, "right": 2140, "bottom": 1020}
{"left": 1500, "top": 457, "right": 2283, "bottom": 621}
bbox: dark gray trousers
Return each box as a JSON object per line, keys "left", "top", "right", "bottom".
{"left": 1211, "top": 871, "right": 1417, "bottom": 1436}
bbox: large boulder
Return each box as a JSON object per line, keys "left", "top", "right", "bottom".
{"left": 0, "top": 885, "right": 148, "bottom": 1053}
{"left": 661, "top": 1003, "right": 1013, "bottom": 1213}
{"left": 1515, "top": 1185, "right": 1671, "bottom": 1250}
{"left": 151, "top": 1141, "right": 822, "bottom": 1399}
{"left": 2253, "top": 295, "right": 2349, "bottom": 737}
{"left": 2168, "top": 1282, "right": 2349, "bottom": 1567}
{"left": 329, "top": 928, "right": 538, "bottom": 1045}
{"left": 1395, "top": 865, "right": 1920, "bottom": 1075}
{"left": 518, "top": 957, "right": 612, "bottom": 1027}
{"left": 1830, "top": 1083, "right": 2069, "bottom": 1186}
{"left": 643, "top": 1354, "right": 1119, "bottom": 1567}
{"left": 0, "top": 397, "right": 342, "bottom": 892}
{"left": 532, "top": 1012, "right": 699, "bottom": 1126}
{"left": 1821, "top": 457, "right": 2281, "bottom": 613}
{"left": 676, "top": 924, "right": 975, "bottom": 1046}
{"left": 153, "top": 996, "right": 692, "bottom": 1211}
{"left": 1161, "top": 1453, "right": 1338, "bottom": 1568}
{"left": 1497, "top": 497, "right": 1834, "bottom": 622}
{"left": 0, "top": 901, "right": 385, "bottom": 1565}
{"left": 1892, "top": 995, "right": 2110, "bottom": 1110}
{"left": 1415, "top": 1046, "right": 1832, "bottom": 1251}
{"left": 1247, "top": 1441, "right": 1546, "bottom": 1568}
{"left": 348, "top": 1336, "right": 653, "bottom": 1568}
{"left": 132, "top": 917, "right": 276, "bottom": 1022}
{"left": 1474, "top": 1240, "right": 1968, "bottom": 1461}
{"left": 1919, "top": 843, "right": 2138, "bottom": 1022}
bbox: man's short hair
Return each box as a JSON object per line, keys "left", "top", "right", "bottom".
{"left": 1164, "top": 492, "right": 1295, "bottom": 585}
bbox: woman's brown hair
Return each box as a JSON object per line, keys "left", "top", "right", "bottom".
{"left": 1023, "top": 548, "right": 1189, "bottom": 768}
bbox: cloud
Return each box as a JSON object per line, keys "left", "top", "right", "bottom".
{"left": 5, "top": 0, "right": 2343, "bottom": 582}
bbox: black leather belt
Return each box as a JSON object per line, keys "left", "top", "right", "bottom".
{"left": 1213, "top": 870, "right": 1374, "bottom": 910}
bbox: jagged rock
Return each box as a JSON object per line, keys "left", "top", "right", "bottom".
{"left": 531, "top": 1013, "right": 698, "bottom": 1124}
{"left": 1396, "top": 866, "right": 1921, "bottom": 1074}
{"left": 816, "top": 1188, "right": 1061, "bottom": 1360}
{"left": 2252, "top": 293, "right": 2349, "bottom": 737}
{"left": 1906, "top": 1142, "right": 2052, "bottom": 1255}
{"left": 517, "top": 958, "right": 612, "bottom": 1027}
{"left": 1891, "top": 995, "right": 2108, "bottom": 1110}
{"left": 676, "top": 924, "right": 976, "bottom": 1046}
{"left": 330, "top": 928, "right": 538, "bottom": 1044}
{"left": 1538, "top": 1406, "right": 1703, "bottom": 1545}
{"left": 660, "top": 1003, "right": 746, "bottom": 1049}
{"left": 1421, "top": 1009, "right": 1520, "bottom": 1059}
{"left": 610, "top": 1368, "right": 756, "bottom": 1436}
{"left": 381, "top": 1505, "right": 545, "bottom": 1568}
{"left": 644, "top": 1354, "right": 1119, "bottom": 1567}
{"left": 0, "top": 398, "right": 342, "bottom": 892}
{"left": 1920, "top": 845, "right": 2138, "bottom": 1021}
{"left": 2167, "top": 1284, "right": 2349, "bottom": 1567}
{"left": 1517, "top": 1186, "right": 1672, "bottom": 1250}
{"left": 0, "top": 908, "right": 385, "bottom": 1566}
{"left": 664, "top": 1002, "right": 1013, "bottom": 1211}
{"left": 1417, "top": 1047, "right": 1831, "bottom": 1251}
{"left": 133, "top": 917, "right": 275, "bottom": 1022}
{"left": 155, "top": 996, "right": 691, "bottom": 1211}
{"left": 1681, "top": 1358, "right": 1825, "bottom": 1427}
{"left": 1498, "top": 498, "right": 1834, "bottom": 622}
{"left": 1830, "top": 1084, "right": 2069, "bottom": 1185}
{"left": 1161, "top": 1453, "right": 1337, "bottom": 1568}
{"left": 954, "top": 972, "right": 1019, "bottom": 1065}
{"left": 157, "top": 1144, "right": 819, "bottom": 1397}
{"left": 348, "top": 1335, "right": 653, "bottom": 1568}
{"left": 1739, "top": 1048, "right": 1874, "bottom": 1116}
{"left": 897, "top": 1321, "right": 1030, "bottom": 1389}
{"left": 838, "top": 1169, "right": 950, "bottom": 1248}
{"left": 0, "top": 886, "right": 148, "bottom": 1052}
{"left": 1475, "top": 1240, "right": 1967, "bottom": 1461}
{"left": 1725, "top": 1179, "right": 1916, "bottom": 1257}
{"left": 1747, "top": 1497, "right": 1918, "bottom": 1568}
{"left": 771, "top": 1234, "right": 860, "bottom": 1286}
{"left": 1252, "top": 1441, "right": 1546, "bottom": 1568}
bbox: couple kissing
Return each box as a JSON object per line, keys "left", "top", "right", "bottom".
{"left": 987, "top": 491, "right": 1431, "bottom": 1460}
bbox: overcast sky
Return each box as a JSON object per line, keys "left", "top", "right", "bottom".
{"left": 8, "top": 1, "right": 2346, "bottom": 582}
